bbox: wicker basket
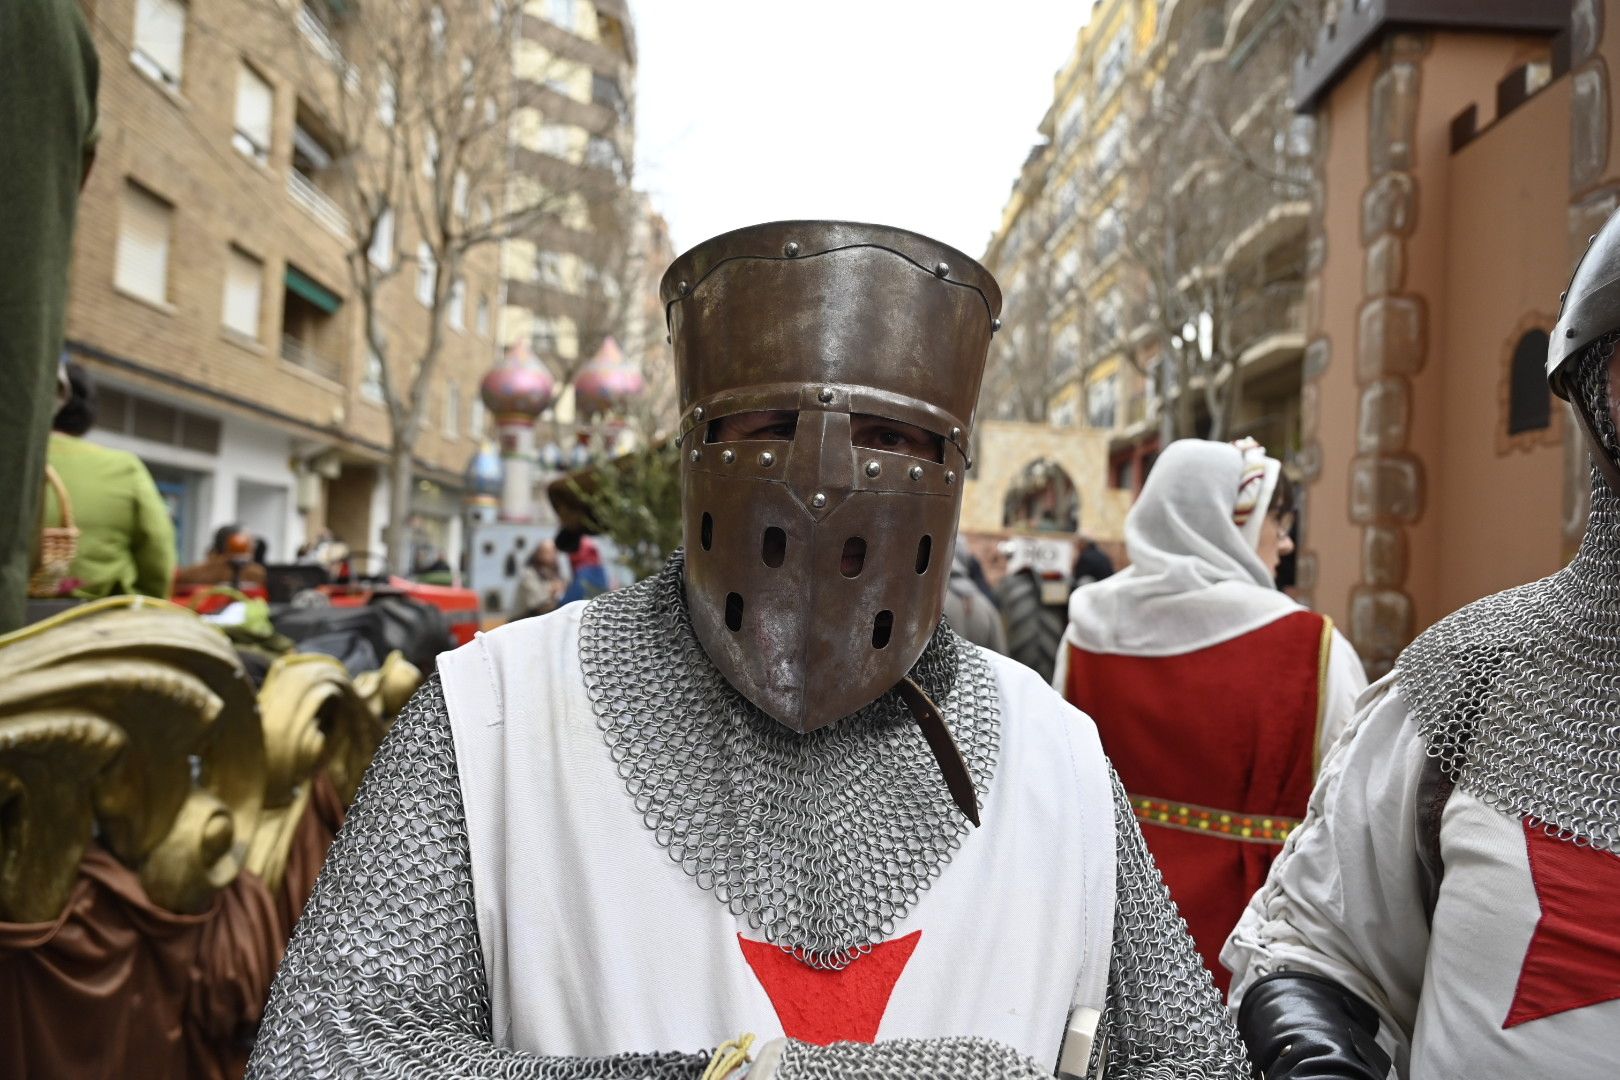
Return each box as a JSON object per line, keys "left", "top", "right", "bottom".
{"left": 27, "top": 465, "right": 80, "bottom": 597}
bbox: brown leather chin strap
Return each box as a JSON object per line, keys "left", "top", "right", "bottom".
{"left": 896, "top": 676, "right": 981, "bottom": 828}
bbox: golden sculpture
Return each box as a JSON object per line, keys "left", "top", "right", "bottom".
{"left": 0, "top": 596, "right": 422, "bottom": 921}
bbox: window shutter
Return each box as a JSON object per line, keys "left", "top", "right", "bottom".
{"left": 134, "top": 0, "right": 187, "bottom": 84}
{"left": 115, "top": 183, "right": 173, "bottom": 305}
{"left": 234, "top": 64, "right": 274, "bottom": 160}
{"left": 222, "top": 248, "right": 263, "bottom": 338}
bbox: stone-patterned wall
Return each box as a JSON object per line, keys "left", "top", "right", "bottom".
{"left": 1336, "top": 36, "right": 1430, "bottom": 678}
{"left": 1565, "top": 0, "right": 1616, "bottom": 559}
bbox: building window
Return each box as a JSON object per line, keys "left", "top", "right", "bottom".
{"left": 132, "top": 0, "right": 187, "bottom": 90}
{"left": 445, "top": 384, "right": 461, "bottom": 438}
{"left": 232, "top": 62, "right": 273, "bottom": 163}
{"left": 537, "top": 124, "right": 573, "bottom": 159}
{"left": 429, "top": 4, "right": 447, "bottom": 51}
{"left": 221, "top": 246, "right": 263, "bottom": 339}
{"left": 369, "top": 206, "right": 395, "bottom": 270}
{"left": 469, "top": 394, "right": 486, "bottom": 439}
{"left": 416, "top": 243, "right": 436, "bottom": 306}
{"left": 378, "top": 68, "right": 397, "bottom": 127}
{"left": 281, "top": 265, "right": 344, "bottom": 382}
{"left": 1508, "top": 328, "right": 1553, "bottom": 434}
{"left": 476, "top": 295, "right": 490, "bottom": 336}
{"left": 532, "top": 316, "right": 559, "bottom": 355}
{"left": 548, "top": 0, "right": 577, "bottom": 30}
{"left": 1087, "top": 373, "right": 1119, "bottom": 429}
{"left": 362, "top": 348, "right": 386, "bottom": 402}
{"left": 115, "top": 181, "right": 173, "bottom": 306}
{"left": 453, "top": 170, "right": 470, "bottom": 219}
{"left": 449, "top": 277, "right": 466, "bottom": 330}
{"left": 477, "top": 196, "right": 494, "bottom": 226}
{"left": 535, "top": 250, "right": 563, "bottom": 286}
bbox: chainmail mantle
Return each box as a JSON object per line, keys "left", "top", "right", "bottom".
{"left": 1400, "top": 336, "right": 1620, "bottom": 852}
{"left": 577, "top": 551, "right": 999, "bottom": 971}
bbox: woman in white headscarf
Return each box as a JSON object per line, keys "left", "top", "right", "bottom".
{"left": 1054, "top": 437, "right": 1366, "bottom": 995}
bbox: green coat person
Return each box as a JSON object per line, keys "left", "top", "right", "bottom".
{"left": 43, "top": 432, "right": 176, "bottom": 600}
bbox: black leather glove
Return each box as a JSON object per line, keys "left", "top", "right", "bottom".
{"left": 1236, "top": 971, "right": 1394, "bottom": 1079}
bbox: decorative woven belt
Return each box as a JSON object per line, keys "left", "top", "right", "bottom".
{"left": 1129, "top": 794, "right": 1304, "bottom": 845}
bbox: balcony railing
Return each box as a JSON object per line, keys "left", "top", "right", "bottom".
{"left": 281, "top": 334, "right": 344, "bottom": 383}
{"left": 298, "top": 6, "right": 344, "bottom": 64}
{"left": 288, "top": 169, "right": 350, "bottom": 240}
{"left": 1229, "top": 283, "right": 1305, "bottom": 358}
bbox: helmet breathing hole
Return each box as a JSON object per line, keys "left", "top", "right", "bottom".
{"left": 915, "top": 535, "right": 932, "bottom": 574}
{"left": 701, "top": 512, "right": 713, "bottom": 551}
{"left": 762, "top": 527, "right": 786, "bottom": 567}
{"left": 725, "top": 592, "right": 744, "bottom": 631}
{"left": 872, "top": 610, "right": 894, "bottom": 649}
{"left": 841, "top": 537, "right": 867, "bottom": 578}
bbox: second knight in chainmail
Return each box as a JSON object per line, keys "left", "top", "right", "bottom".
{"left": 1224, "top": 213, "right": 1620, "bottom": 1078}
{"left": 248, "top": 221, "right": 1249, "bottom": 1079}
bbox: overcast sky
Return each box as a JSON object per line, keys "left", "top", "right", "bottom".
{"left": 629, "top": 1, "right": 1096, "bottom": 259}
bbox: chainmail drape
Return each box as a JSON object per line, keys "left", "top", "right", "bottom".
{"left": 577, "top": 552, "right": 999, "bottom": 971}
{"left": 1400, "top": 334, "right": 1620, "bottom": 852}
{"left": 246, "top": 676, "right": 714, "bottom": 1079}
{"left": 1091, "top": 769, "right": 1253, "bottom": 1079}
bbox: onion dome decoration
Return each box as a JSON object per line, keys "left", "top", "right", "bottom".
{"left": 480, "top": 340, "right": 557, "bottom": 419}
{"left": 573, "top": 336, "right": 645, "bottom": 419}
{"left": 464, "top": 441, "right": 504, "bottom": 499}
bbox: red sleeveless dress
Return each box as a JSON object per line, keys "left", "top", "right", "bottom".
{"left": 1064, "top": 609, "right": 1330, "bottom": 994}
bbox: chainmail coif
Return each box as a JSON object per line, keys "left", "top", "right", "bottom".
{"left": 1400, "top": 334, "right": 1620, "bottom": 851}
{"left": 578, "top": 551, "right": 999, "bottom": 971}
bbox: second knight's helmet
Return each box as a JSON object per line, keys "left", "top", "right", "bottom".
{"left": 661, "top": 221, "right": 1001, "bottom": 733}
{"left": 1550, "top": 208, "right": 1620, "bottom": 493}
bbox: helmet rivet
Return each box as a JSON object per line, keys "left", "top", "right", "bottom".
{"left": 689, "top": 449, "right": 702, "bottom": 463}
{"left": 678, "top": 279, "right": 689, "bottom": 293}
{"left": 945, "top": 470, "right": 957, "bottom": 485}
{"left": 965, "top": 457, "right": 974, "bottom": 471}
{"left": 784, "top": 241, "right": 800, "bottom": 257}
{"left": 992, "top": 318, "right": 1002, "bottom": 332}
{"left": 759, "top": 451, "right": 775, "bottom": 467}
{"left": 818, "top": 387, "right": 835, "bottom": 404}
{"left": 811, "top": 492, "right": 827, "bottom": 508}
{"left": 721, "top": 449, "right": 736, "bottom": 464}
{"left": 1568, "top": 327, "right": 1579, "bottom": 338}
{"left": 693, "top": 406, "right": 705, "bottom": 421}
{"left": 1560, "top": 291, "right": 1568, "bottom": 303}
{"left": 909, "top": 465, "right": 924, "bottom": 481}
{"left": 934, "top": 261, "right": 950, "bottom": 277}
{"left": 865, "top": 460, "right": 881, "bottom": 478}
{"left": 950, "top": 426, "right": 962, "bottom": 441}
{"left": 666, "top": 334, "right": 673, "bottom": 344}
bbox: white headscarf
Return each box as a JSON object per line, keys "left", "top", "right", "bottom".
{"left": 1062, "top": 438, "right": 1297, "bottom": 657}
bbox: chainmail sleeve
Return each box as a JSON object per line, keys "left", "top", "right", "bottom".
{"left": 245, "top": 676, "right": 711, "bottom": 1080}
{"left": 1095, "top": 769, "right": 1251, "bottom": 1080}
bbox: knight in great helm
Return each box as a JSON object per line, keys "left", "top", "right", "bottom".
{"left": 248, "top": 221, "right": 1249, "bottom": 1079}
{"left": 1225, "top": 209, "right": 1620, "bottom": 1079}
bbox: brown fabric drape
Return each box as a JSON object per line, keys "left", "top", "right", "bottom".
{"left": 275, "top": 769, "right": 348, "bottom": 939}
{"left": 0, "top": 845, "right": 283, "bottom": 1079}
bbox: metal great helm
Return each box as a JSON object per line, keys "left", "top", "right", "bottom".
{"left": 661, "top": 221, "right": 1001, "bottom": 733}
{"left": 1550, "top": 207, "right": 1620, "bottom": 493}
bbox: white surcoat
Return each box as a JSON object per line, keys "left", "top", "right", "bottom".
{"left": 438, "top": 603, "right": 1118, "bottom": 1071}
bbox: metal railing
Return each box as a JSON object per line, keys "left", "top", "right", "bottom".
{"left": 1229, "top": 283, "right": 1305, "bottom": 357}
{"left": 280, "top": 334, "right": 344, "bottom": 384}
{"left": 288, "top": 170, "right": 350, "bottom": 240}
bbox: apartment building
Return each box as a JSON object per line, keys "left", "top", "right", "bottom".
{"left": 980, "top": 0, "right": 1320, "bottom": 499}
{"left": 499, "top": 0, "right": 640, "bottom": 427}
{"left": 65, "top": 0, "right": 503, "bottom": 569}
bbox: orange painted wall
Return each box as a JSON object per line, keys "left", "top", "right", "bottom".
{"left": 1312, "top": 33, "right": 1567, "bottom": 638}
{"left": 1437, "top": 77, "right": 1573, "bottom": 618}
{"left": 1305, "top": 60, "right": 1370, "bottom": 636}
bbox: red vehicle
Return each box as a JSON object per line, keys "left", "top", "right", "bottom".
{"left": 320, "top": 577, "right": 481, "bottom": 646}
